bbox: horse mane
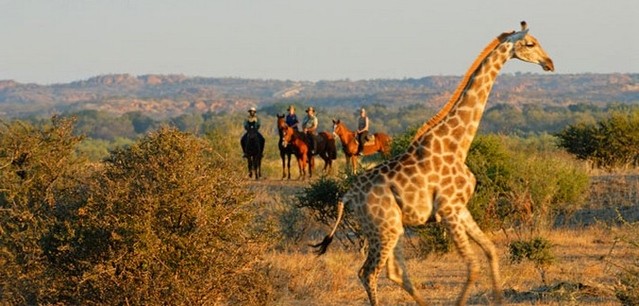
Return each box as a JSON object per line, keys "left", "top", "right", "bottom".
{"left": 411, "top": 32, "right": 513, "bottom": 142}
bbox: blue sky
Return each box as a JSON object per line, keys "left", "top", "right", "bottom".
{"left": 1, "top": 0, "right": 637, "bottom": 84}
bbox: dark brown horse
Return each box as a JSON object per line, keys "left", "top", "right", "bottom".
{"left": 277, "top": 114, "right": 296, "bottom": 179}
{"left": 280, "top": 121, "right": 337, "bottom": 179}
{"left": 332, "top": 119, "right": 392, "bottom": 174}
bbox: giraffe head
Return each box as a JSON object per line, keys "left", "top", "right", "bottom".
{"left": 507, "top": 21, "right": 554, "bottom": 72}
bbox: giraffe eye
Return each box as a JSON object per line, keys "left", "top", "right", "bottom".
{"left": 525, "top": 41, "right": 536, "bottom": 47}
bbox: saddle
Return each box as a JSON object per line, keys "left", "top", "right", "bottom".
{"left": 246, "top": 121, "right": 258, "bottom": 130}
{"left": 355, "top": 134, "right": 376, "bottom": 146}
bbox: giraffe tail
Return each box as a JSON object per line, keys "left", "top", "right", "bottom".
{"left": 310, "top": 200, "right": 344, "bottom": 256}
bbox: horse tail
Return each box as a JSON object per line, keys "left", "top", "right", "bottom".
{"left": 259, "top": 132, "right": 265, "bottom": 155}
{"left": 328, "top": 137, "right": 337, "bottom": 160}
{"left": 310, "top": 199, "right": 344, "bottom": 255}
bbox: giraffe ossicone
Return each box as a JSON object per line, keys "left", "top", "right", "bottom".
{"left": 312, "top": 21, "right": 554, "bottom": 306}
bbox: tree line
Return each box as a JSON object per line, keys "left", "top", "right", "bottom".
{"left": 11, "top": 101, "right": 639, "bottom": 170}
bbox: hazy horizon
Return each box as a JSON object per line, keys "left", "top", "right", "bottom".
{"left": 1, "top": 0, "right": 637, "bottom": 85}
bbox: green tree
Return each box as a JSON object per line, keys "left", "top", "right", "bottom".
{"left": 556, "top": 110, "right": 639, "bottom": 169}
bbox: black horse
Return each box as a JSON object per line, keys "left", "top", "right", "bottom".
{"left": 241, "top": 124, "right": 265, "bottom": 180}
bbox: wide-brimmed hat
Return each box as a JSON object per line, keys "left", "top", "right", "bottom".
{"left": 306, "top": 106, "right": 315, "bottom": 113}
{"left": 248, "top": 107, "right": 256, "bottom": 112}
{"left": 287, "top": 105, "right": 295, "bottom": 111}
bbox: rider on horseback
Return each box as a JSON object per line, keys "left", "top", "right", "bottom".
{"left": 285, "top": 105, "right": 300, "bottom": 130}
{"left": 303, "top": 106, "right": 319, "bottom": 155}
{"left": 241, "top": 107, "right": 265, "bottom": 158}
{"left": 356, "top": 107, "right": 369, "bottom": 156}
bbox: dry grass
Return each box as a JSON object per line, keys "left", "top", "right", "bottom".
{"left": 247, "top": 172, "right": 638, "bottom": 305}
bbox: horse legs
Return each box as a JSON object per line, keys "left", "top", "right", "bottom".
{"left": 281, "top": 153, "right": 287, "bottom": 180}
{"left": 285, "top": 153, "right": 291, "bottom": 179}
{"left": 256, "top": 156, "right": 261, "bottom": 180}
{"left": 297, "top": 156, "right": 306, "bottom": 180}
{"left": 322, "top": 155, "right": 331, "bottom": 174}
{"left": 350, "top": 155, "right": 357, "bottom": 175}
{"left": 308, "top": 155, "right": 314, "bottom": 178}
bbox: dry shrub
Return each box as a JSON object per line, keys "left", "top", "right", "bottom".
{"left": 65, "top": 126, "right": 274, "bottom": 305}
{"left": 2, "top": 121, "right": 275, "bottom": 305}
{"left": 0, "top": 116, "right": 85, "bottom": 304}
{"left": 612, "top": 217, "right": 639, "bottom": 305}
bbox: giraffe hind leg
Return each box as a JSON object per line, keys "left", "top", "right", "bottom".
{"left": 359, "top": 220, "right": 404, "bottom": 306}
{"left": 358, "top": 237, "right": 385, "bottom": 306}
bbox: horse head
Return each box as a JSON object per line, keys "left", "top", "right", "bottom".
{"left": 281, "top": 125, "right": 295, "bottom": 148}
{"left": 277, "top": 114, "right": 288, "bottom": 136}
{"left": 332, "top": 119, "right": 342, "bottom": 138}
{"left": 332, "top": 119, "right": 356, "bottom": 140}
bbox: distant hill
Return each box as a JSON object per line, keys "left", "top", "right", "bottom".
{"left": 0, "top": 73, "right": 637, "bottom": 119}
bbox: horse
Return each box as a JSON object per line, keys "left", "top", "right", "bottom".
{"left": 242, "top": 126, "right": 265, "bottom": 180}
{"left": 277, "top": 114, "right": 296, "bottom": 179}
{"left": 280, "top": 123, "right": 337, "bottom": 179}
{"left": 314, "top": 131, "right": 338, "bottom": 174}
{"left": 332, "top": 119, "right": 392, "bottom": 174}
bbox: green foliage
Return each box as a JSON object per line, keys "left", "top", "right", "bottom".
{"left": 76, "top": 137, "right": 135, "bottom": 161}
{"left": 508, "top": 236, "right": 555, "bottom": 284}
{"left": 508, "top": 236, "right": 555, "bottom": 265}
{"left": 389, "top": 125, "right": 420, "bottom": 157}
{"left": 556, "top": 110, "right": 639, "bottom": 169}
{"left": 410, "top": 223, "right": 452, "bottom": 257}
{"left": 296, "top": 175, "right": 362, "bottom": 245}
{"left": 467, "top": 135, "right": 590, "bottom": 231}
{"left": 72, "top": 109, "right": 137, "bottom": 140}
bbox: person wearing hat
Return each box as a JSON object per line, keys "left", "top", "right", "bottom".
{"left": 285, "top": 105, "right": 299, "bottom": 130}
{"left": 302, "top": 106, "right": 319, "bottom": 154}
{"left": 241, "top": 107, "right": 264, "bottom": 157}
{"left": 356, "top": 107, "right": 369, "bottom": 156}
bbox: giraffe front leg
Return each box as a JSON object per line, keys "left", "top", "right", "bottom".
{"left": 464, "top": 210, "right": 503, "bottom": 304}
{"left": 386, "top": 234, "right": 426, "bottom": 306}
{"left": 442, "top": 209, "right": 480, "bottom": 306}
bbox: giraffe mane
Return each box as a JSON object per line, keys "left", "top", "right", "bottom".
{"left": 411, "top": 31, "right": 515, "bottom": 142}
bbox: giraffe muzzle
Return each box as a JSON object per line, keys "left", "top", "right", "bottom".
{"left": 541, "top": 58, "right": 554, "bottom": 72}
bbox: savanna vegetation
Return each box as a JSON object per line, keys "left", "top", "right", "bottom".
{"left": 2, "top": 98, "right": 639, "bottom": 304}
{"left": 1, "top": 117, "right": 274, "bottom": 305}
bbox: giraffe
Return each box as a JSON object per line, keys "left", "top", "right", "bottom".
{"left": 312, "top": 21, "right": 554, "bottom": 306}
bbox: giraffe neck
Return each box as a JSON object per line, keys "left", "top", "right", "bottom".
{"left": 415, "top": 39, "right": 514, "bottom": 161}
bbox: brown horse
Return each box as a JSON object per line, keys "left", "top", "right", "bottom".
{"left": 332, "top": 119, "right": 392, "bottom": 174}
{"left": 277, "top": 114, "right": 297, "bottom": 179}
{"left": 280, "top": 121, "right": 337, "bottom": 179}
